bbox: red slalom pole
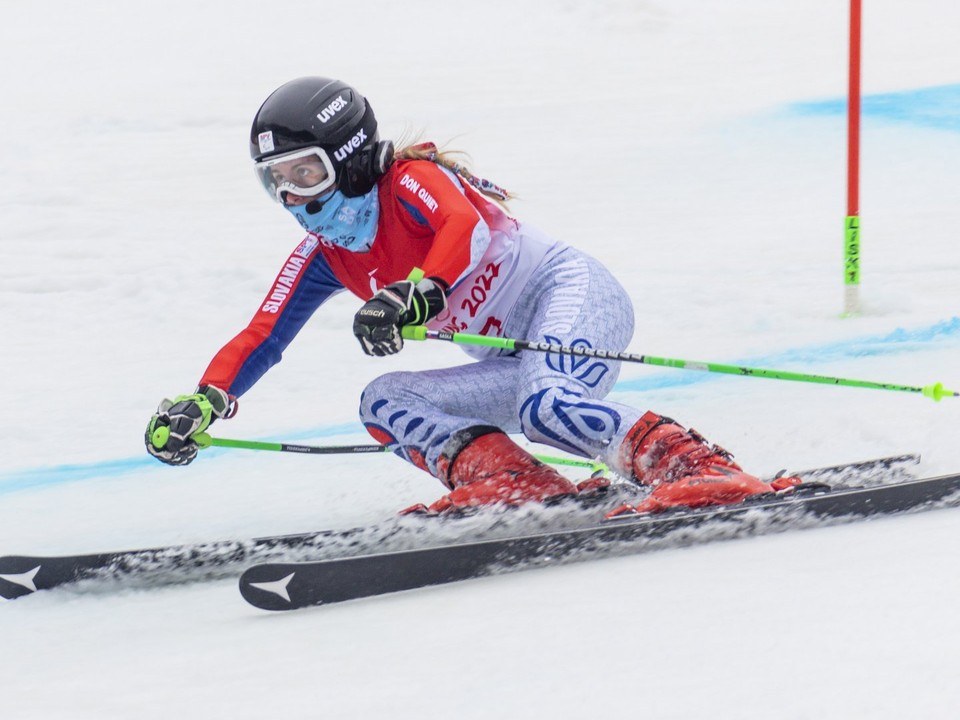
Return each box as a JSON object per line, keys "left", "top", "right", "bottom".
{"left": 844, "top": 0, "right": 862, "bottom": 316}
{"left": 847, "top": 0, "right": 861, "bottom": 218}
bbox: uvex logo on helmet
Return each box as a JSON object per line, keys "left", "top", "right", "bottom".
{"left": 334, "top": 129, "right": 367, "bottom": 162}
{"left": 316, "top": 95, "right": 349, "bottom": 123}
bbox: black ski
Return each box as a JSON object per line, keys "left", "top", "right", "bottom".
{"left": 0, "top": 525, "right": 380, "bottom": 601}
{"left": 0, "top": 452, "right": 921, "bottom": 601}
{"left": 238, "top": 470, "right": 960, "bottom": 611}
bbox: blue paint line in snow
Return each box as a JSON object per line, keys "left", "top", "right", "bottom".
{"left": 789, "top": 83, "right": 960, "bottom": 132}
{"left": 0, "top": 422, "right": 367, "bottom": 496}
{"left": 614, "top": 317, "right": 960, "bottom": 394}
{"left": 2, "top": 319, "right": 958, "bottom": 495}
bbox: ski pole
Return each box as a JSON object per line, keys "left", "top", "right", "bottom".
{"left": 401, "top": 327, "right": 959, "bottom": 402}
{"left": 201, "top": 435, "right": 389, "bottom": 455}
{"left": 200, "top": 435, "right": 608, "bottom": 474}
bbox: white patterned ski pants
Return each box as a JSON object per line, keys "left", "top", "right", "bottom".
{"left": 359, "top": 245, "right": 644, "bottom": 479}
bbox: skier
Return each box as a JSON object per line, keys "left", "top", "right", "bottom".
{"left": 145, "top": 76, "right": 793, "bottom": 515}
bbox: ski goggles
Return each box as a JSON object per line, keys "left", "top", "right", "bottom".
{"left": 254, "top": 147, "right": 336, "bottom": 203}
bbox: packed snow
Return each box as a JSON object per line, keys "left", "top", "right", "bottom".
{"left": 1, "top": 1, "right": 958, "bottom": 717}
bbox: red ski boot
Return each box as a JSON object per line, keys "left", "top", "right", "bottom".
{"left": 607, "top": 411, "right": 778, "bottom": 517}
{"left": 405, "top": 427, "right": 579, "bottom": 515}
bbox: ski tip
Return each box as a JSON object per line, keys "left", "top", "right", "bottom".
{"left": 239, "top": 566, "right": 302, "bottom": 611}
{"left": 0, "top": 559, "right": 45, "bottom": 600}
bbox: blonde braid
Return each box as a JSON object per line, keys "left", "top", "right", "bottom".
{"left": 394, "top": 142, "right": 514, "bottom": 208}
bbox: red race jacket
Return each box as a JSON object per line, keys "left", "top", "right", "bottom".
{"left": 199, "top": 158, "right": 559, "bottom": 397}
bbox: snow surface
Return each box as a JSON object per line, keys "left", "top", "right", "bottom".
{"left": 2, "top": 0, "right": 959, "bottom": 717}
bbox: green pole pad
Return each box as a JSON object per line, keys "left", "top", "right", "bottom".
{"left": 844, "top": 215, "right": 861, "bottom": 285}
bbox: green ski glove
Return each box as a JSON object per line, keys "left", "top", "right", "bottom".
{"left": 145, "top": 385, "right": 231, "bottom": 466}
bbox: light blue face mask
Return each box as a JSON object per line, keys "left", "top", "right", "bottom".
{"left": 285, "top": 188, "right": 380, "bottom": 253}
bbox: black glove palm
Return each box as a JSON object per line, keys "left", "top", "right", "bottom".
{"left": 353, "top": 277, "right": 447, "bottom": 356}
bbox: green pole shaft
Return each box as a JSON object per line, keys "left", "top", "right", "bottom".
{"left": 208, "top": 437, "right": 389, "bottom": 455}
{"left": 401, "top": 327, "right": 957, "bottom": 402}
{"left": 205, "top": 436, "right": 607, "bottom": 472}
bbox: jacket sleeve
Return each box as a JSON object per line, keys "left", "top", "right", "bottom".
{"left": 198, "top": 236, "right": 344, "bottom": 397}
{"left": 391, "top": 161, "right": 492, "bottom": 289}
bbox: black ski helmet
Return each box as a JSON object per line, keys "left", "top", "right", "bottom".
{"left": 250, "top": 77, "right": 393, "bottom": 198}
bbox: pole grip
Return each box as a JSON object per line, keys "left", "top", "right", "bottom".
{"left": 402, "top": 325, "right": 428, "bottom": 341}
